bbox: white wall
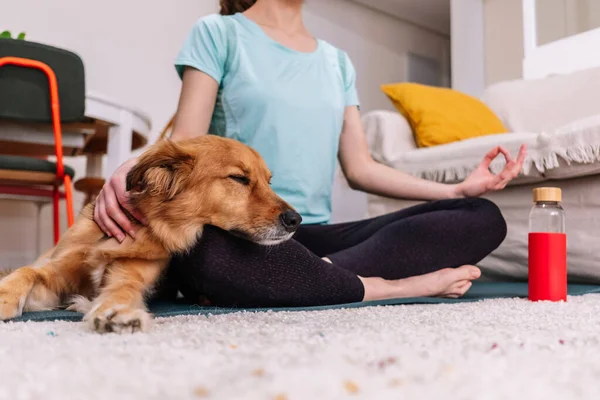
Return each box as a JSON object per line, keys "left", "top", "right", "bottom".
{"left": 481, "top": 0, "right": 600, "bottom": 86}
{"left": 584, "top": 0, "right": 600, "bottom": 32}
{"left": 450, "top": 0, "right": 485, "bottom": 97}
{"left": 0, "top": 0, "right": 218, "bottom": 267}
{"left": 536, "top": 0, "right": 573, "bottom": 46}
{"left": 0, "top": 0, "right": 450, "bottom": 265}
{"left": 303, "top": 0, "right": 450, "bottom": 222}
{"left": 537, "top": 0, "right": 600, "bottom": 45}
{"left": 450, "top": 0, "right": 524, "bottom": 88}
{"left": 483, "top": 0, "right": 524, "bottom": 85}
{"left": 305, "top": 0, "right": 450, "bottom": 114}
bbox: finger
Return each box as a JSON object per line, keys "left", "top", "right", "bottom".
{"left": 505, "top": 156, "right": 524, "bottom": 179}
{"left": 93, "top": 194, "right": 111, "bottom": 237}
{"left": 487, "top": 166, "right": 515, "bottom": 190}
{"left": 97, "top": 195, "right": 125, "bottom": 241}
{"left": 510, "top": 161, "right": 523, "bottom": 178}
{"left": 496, "top": 166, "right": 519, "bottom": 183}
{"left": 494, "top": 180, "right": 509, "bottom": 190}
{"left": 112, "top": 177, "right": 149, "bottom": 226}
{"left": 99, "top": 184, "right": 127, "bottom": 240}
{"left": 495, "top": 150, "right": 521, "bottom": 176}
{"left": 498, "top": 162, "right": 517, "bottom": 180}
{"left": 497, "top": 146, "right": 514, "bottom": 163}
{"left": 494, "top": 170, "right": 514, "bottom": 188}
{"left": 516, "top": 144, "right": 527, "bottom": 166}
{"left": 103, "top": 185, "right": 137, "bottom": 239}
{"left": 504, "top": 145, "right": 527, "bottom": 177}
{"left": 480, "top": 146, "right": 501, "bottom": 169}
{"left": 487, "top": 173, "right": 507, "bottom": 189}
{"left": 491, "top": 164, "right": 521, "bottom": 191}
{"left": 118, "top": 193, "right": 148, "bottom": 226}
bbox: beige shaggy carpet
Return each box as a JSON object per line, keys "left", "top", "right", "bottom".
{"left": 1, "top": 294, "right": 600, "bottom": 400}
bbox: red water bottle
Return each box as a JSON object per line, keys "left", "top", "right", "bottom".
{"left": 528, "top": 187, "right": 567, "bottom": 302}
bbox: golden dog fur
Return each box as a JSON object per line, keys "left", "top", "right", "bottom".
{"left": 0, "top": 135, "right": 298, "bottom": 333}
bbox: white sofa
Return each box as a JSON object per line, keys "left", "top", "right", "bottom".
{"left": 361, "top": 66, "right": 600, "bottom": 283}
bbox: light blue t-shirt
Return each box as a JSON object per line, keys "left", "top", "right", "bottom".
{"left": 175, "top": 13, "right": 360, "bottom": 224}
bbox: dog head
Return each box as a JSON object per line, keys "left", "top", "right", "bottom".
{"left": 126, "top": 135, "right": 301, "bottom": 251}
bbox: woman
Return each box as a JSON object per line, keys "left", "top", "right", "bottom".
{"left": 94, "top": 0, "right": 526, "bottom": 307}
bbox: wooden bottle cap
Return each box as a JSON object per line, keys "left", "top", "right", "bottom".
{"left": 533, "top": 187, "right": 562, "bottom": 203}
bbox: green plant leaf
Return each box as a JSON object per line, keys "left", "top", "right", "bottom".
{"left": 17, "top": 32, "right": 26, "bottom": 40}
{"left": 0, "top": 30, "right": 12, "bottom": 38}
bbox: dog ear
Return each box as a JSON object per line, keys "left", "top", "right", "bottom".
{"left": 126, "top": 140, "right": 194, "bottom": 200}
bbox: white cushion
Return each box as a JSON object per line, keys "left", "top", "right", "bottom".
{"left": 482, "top": 66, "right": 600, "bottom": 132}
{"left": 363, "top": 110, "right": 416, "bottom": 161}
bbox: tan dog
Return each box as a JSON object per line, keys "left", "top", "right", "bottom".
{"left": 0, "top": 135, "right": 301, "bottom": 333}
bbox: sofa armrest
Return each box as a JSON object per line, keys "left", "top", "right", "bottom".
{"left": 362, "top": 110, "right": 416, "bottom": 166}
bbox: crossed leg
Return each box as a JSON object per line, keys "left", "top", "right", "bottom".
{"left": 170, "top": 198, "right": 506, "bottom": 307}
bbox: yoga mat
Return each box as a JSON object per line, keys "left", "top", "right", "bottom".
{"left": 8, "top": 282, "right": 600, "bottom": 323}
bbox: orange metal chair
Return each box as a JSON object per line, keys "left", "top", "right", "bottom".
{"left": 0, "top": 56, "right": 74, "bottom": 243}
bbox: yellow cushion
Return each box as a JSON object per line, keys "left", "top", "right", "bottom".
{"left": 381, "top": 83, "right": 508, "bottom": 148}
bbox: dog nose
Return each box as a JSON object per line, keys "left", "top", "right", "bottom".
{"left": 280, "top": 210, "right": 302, "bottom": 232}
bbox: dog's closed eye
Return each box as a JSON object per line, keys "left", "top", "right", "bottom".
{"left": 229, "top": 175, "right": 250, "bottom": 185}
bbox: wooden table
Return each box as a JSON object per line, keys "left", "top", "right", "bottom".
{"left": 0, "top": 91, "right": 152, "bottom": 179}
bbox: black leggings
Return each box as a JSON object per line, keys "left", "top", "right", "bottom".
{"left": 169, "top": 198, "right": 507, "bottom": 308}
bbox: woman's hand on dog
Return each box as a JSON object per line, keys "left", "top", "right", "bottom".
{"left": 94, "top": 158, "right": 148, "bottom": 242}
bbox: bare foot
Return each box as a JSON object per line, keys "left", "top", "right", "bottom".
{"left": 360, "top": 265, "right": 481, "bottom": 301}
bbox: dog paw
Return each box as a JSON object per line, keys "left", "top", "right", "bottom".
{"left": 0, "top": 282, "right": 26, "bottom": 321}
{"left": 66, "top": 295, "right": 93, "bottom": 313}
{"left": 0, "top": 293, "right": 23, "bottom": 321}
{"left": 85, "top": 305, "right": 151, "bottom": 334}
